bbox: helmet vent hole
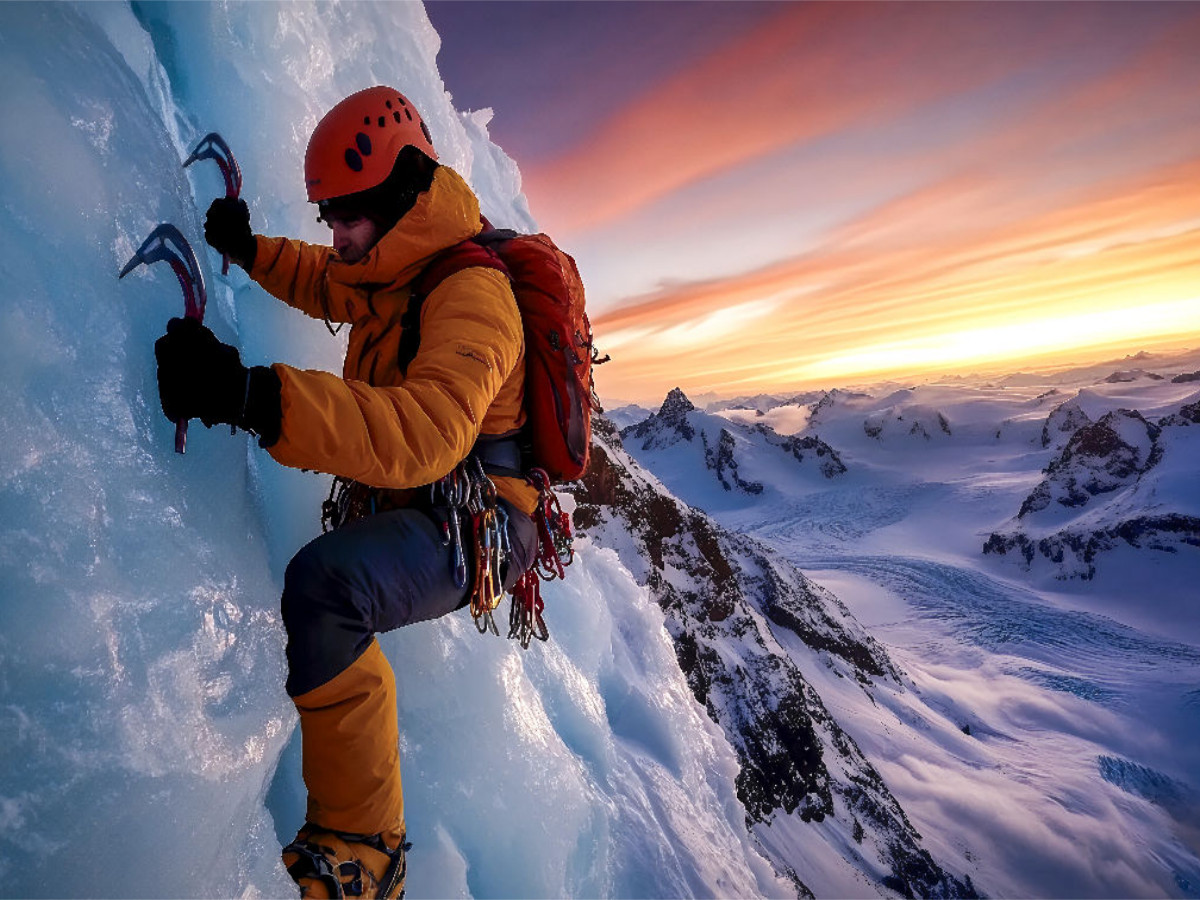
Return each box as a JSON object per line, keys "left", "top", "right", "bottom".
{"left": 393, "top": 112, "right": 402, "bottom": 124}
{"left": 420, "top": 121, "right": 432, "bottom": 144}
{"left": 405, "top": 109, "right": 413, "bottom": 122}
{"left": 378, "top": 115, "right": 386, "bottom": 128}
{"left": 385, "top": 100, "right": 393, "bottom": 109}
{"left": 344, "top": 148, "right": 364, "bottom": 172}
{"left": 355, "top": 132, "right": 372, "bottom": 155}
{"left": 363, "top": 116, "right": 370, "bottom": 125}
{"left": 397, "top": 96, "right": 406, "bottom": 107}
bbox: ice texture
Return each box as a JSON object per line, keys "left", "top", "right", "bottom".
{"left": 0, "top": 3, "right": 778, "bottom": 896}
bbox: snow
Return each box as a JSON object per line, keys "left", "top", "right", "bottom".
{"left": 624, "top": 372, "right": 1200, "bottom": 898}
{"left": 0, "top": 4, "right": 782, "bottom": 897}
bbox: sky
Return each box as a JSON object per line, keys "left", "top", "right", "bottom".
{"left": 426, "top": 1, "right": 1200, "bottom": 404}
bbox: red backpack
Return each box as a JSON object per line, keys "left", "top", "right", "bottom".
{"left": 402, "top": 223, "right": 603, "bottom": 482}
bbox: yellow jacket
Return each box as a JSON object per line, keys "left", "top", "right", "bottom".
{"left": 248, "top": 166, "right": 537, "bottom": 515}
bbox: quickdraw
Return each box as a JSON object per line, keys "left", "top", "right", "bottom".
{"left": 321, "top": 476, "right": 377, "bottom": 533}
{"left": 431, "top": 457, "right": 510, "bottom": 635}
{"left": 508, "top": 467, "right": 574, "bottom": 649}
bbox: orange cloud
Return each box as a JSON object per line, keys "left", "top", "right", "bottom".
{"left": 593, "top": 154, "right": 1200, "bottom": 403}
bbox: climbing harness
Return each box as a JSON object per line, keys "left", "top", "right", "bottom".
{"left": 323, "top": 458, "right": 577, "bottom": 648}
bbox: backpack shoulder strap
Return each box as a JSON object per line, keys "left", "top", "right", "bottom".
{"left": 398, "top": 236, "right": 509, "bottom": 376}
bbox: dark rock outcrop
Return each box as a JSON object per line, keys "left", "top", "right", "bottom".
{"left": 1104, "top": 369, "right": 1164, "bottom": 383}
{"left": 574, "top": 417, "right": 979, "bottom": 899}
{"left": 1020, "top": 410, "right": 1160, "bottom": 517}
{"left": 750, "top": 424, "right": 848, "bottom": 478}
{"left": 623, "top": 387, "right": 697, "bottom": 449}
{"left": 702, "top": 428, "right": 764, "bottom": 494}
{"left": 1040, "top": 397, "right": 1092, "bottom": 449}
{"left": 984, "top": 515, "right": 1200, "bottom": 580}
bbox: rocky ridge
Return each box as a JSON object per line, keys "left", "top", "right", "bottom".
{"left": 571, "top": 416, "right": 979, "bottom": 899}
{"left": 1040, "top": 396, "right": 1092, "bottom": 449}
{"left": 985, "top": 400, "right": 1200, "bottom": 578}
{"left": 702, "top": 428, "right": 765, "bottom": 494}
{"left": 622, "top": 388, "right": 850, "bottom": 497}
{"left": 750, "top": 424, "right": 848, "bottom": 478}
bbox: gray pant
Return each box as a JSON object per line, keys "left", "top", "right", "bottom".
{"left": 281, "top": 500, "right": 538, "bottom": 696}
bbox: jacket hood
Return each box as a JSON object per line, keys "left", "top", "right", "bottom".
{"left": 324, "top": 165, "right": 481, "bottom": 289}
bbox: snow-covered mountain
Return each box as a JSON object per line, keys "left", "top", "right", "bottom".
{"left": 621, "top": 376, "right": 1200, "bottom": 897}
{"left": 622, "top": 388, "right": 847, "bottom": 510}
{"left": 604, "top": 402, "right": 655, "bottom": 431}
{"left": 570, "top": 418, "right": 976, "bottom": 899}
{"left": 706, "top": 391, "right": 827, "bottom": 415}
{"left": 985, "top": 397, "right": 1200, "bottom": 579}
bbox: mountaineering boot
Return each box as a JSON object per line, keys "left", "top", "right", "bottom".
{"left": 282, "top": 823, "right": 409, "bottom": 899}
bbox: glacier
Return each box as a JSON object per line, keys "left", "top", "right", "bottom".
{"left": 0, "top": 3, "right": 782, "bottom": 897}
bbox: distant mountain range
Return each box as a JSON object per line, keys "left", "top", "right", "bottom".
{"left": 615, "top": 369, "right": 1200, "bottom": 581}
{"left": 590, "top": 359, "right": 1200, "bottom": 895}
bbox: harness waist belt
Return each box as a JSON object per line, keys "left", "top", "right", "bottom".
{"left": 471, "top": 435, "right": 523, "bottom": 477}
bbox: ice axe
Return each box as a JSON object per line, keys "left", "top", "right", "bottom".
{"left": 118, "top": 223, "right": 208, "bottom": 454}
{"left": 182, "top": 132, "right": 242, "bottom": 275}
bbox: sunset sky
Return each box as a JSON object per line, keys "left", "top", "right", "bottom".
{"left": 426, "top": 1, "right": 1200, "bottom": 404}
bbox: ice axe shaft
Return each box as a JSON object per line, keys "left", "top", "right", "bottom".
{"left": 183, "top": 132, "right": 242, "bottom": 275}
{"left": 119, "top": 223, "right": 208, "bottom": 454}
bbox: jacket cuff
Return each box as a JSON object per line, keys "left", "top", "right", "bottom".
{"left": 241, "top": 365, "right": 283, "bottom": 447}
{"left": 238, "top": 232, "right": 258, "bottom": 271}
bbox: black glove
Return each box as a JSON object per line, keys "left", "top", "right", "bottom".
{"left": 204, "top": 197, "right": 257, "bottom": 269}
{"left": 154, "top": 317, "right": 282, "bottom": 445}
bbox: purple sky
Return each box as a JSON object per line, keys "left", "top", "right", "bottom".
{"left": 424, "top": 1, "right": 786, "bottom": 165}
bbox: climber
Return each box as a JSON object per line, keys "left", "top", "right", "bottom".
{"left": 153, "top": 86, "right": 540, "bottom": 898}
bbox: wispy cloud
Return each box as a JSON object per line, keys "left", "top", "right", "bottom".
{"left": 571, "top": 5, "right": 1200, "bottom": 402}
{"left": 525, "top": 3, "right": 1090, "bottom": 238}
{"left": 594, "top": 154, "right": 1200, "bottom": 401}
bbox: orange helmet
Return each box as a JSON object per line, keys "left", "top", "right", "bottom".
{"left": 304, "top": 86, "right": 438, "bottom": 203}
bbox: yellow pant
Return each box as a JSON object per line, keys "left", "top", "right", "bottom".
{"left": 292, "top": 640, "right": 404, "bottom": 834}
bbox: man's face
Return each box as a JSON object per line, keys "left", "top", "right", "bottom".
{"left": 322, "top": 210, "right": 382, "bottom": 264}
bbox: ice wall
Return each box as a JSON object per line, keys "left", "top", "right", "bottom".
{"left": 0, "top": 3, "right": 780, "bottom": 896}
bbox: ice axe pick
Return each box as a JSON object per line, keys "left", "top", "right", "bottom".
{"left": 118, "top": 223, "right": 208, "bottom": 454}
{"left": 182, "top": 132, "right": 243, "bottom": 275}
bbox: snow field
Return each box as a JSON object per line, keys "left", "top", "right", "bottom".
{"left": 624, "top": 372, "right": 1200, "bottom": 896}
{"left": 785, "top": 568, "right": 1200, "bottom": 898}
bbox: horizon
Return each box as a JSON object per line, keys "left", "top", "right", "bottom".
{"left": 600, "top": 340, "right": 1200, "bottom": 410}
